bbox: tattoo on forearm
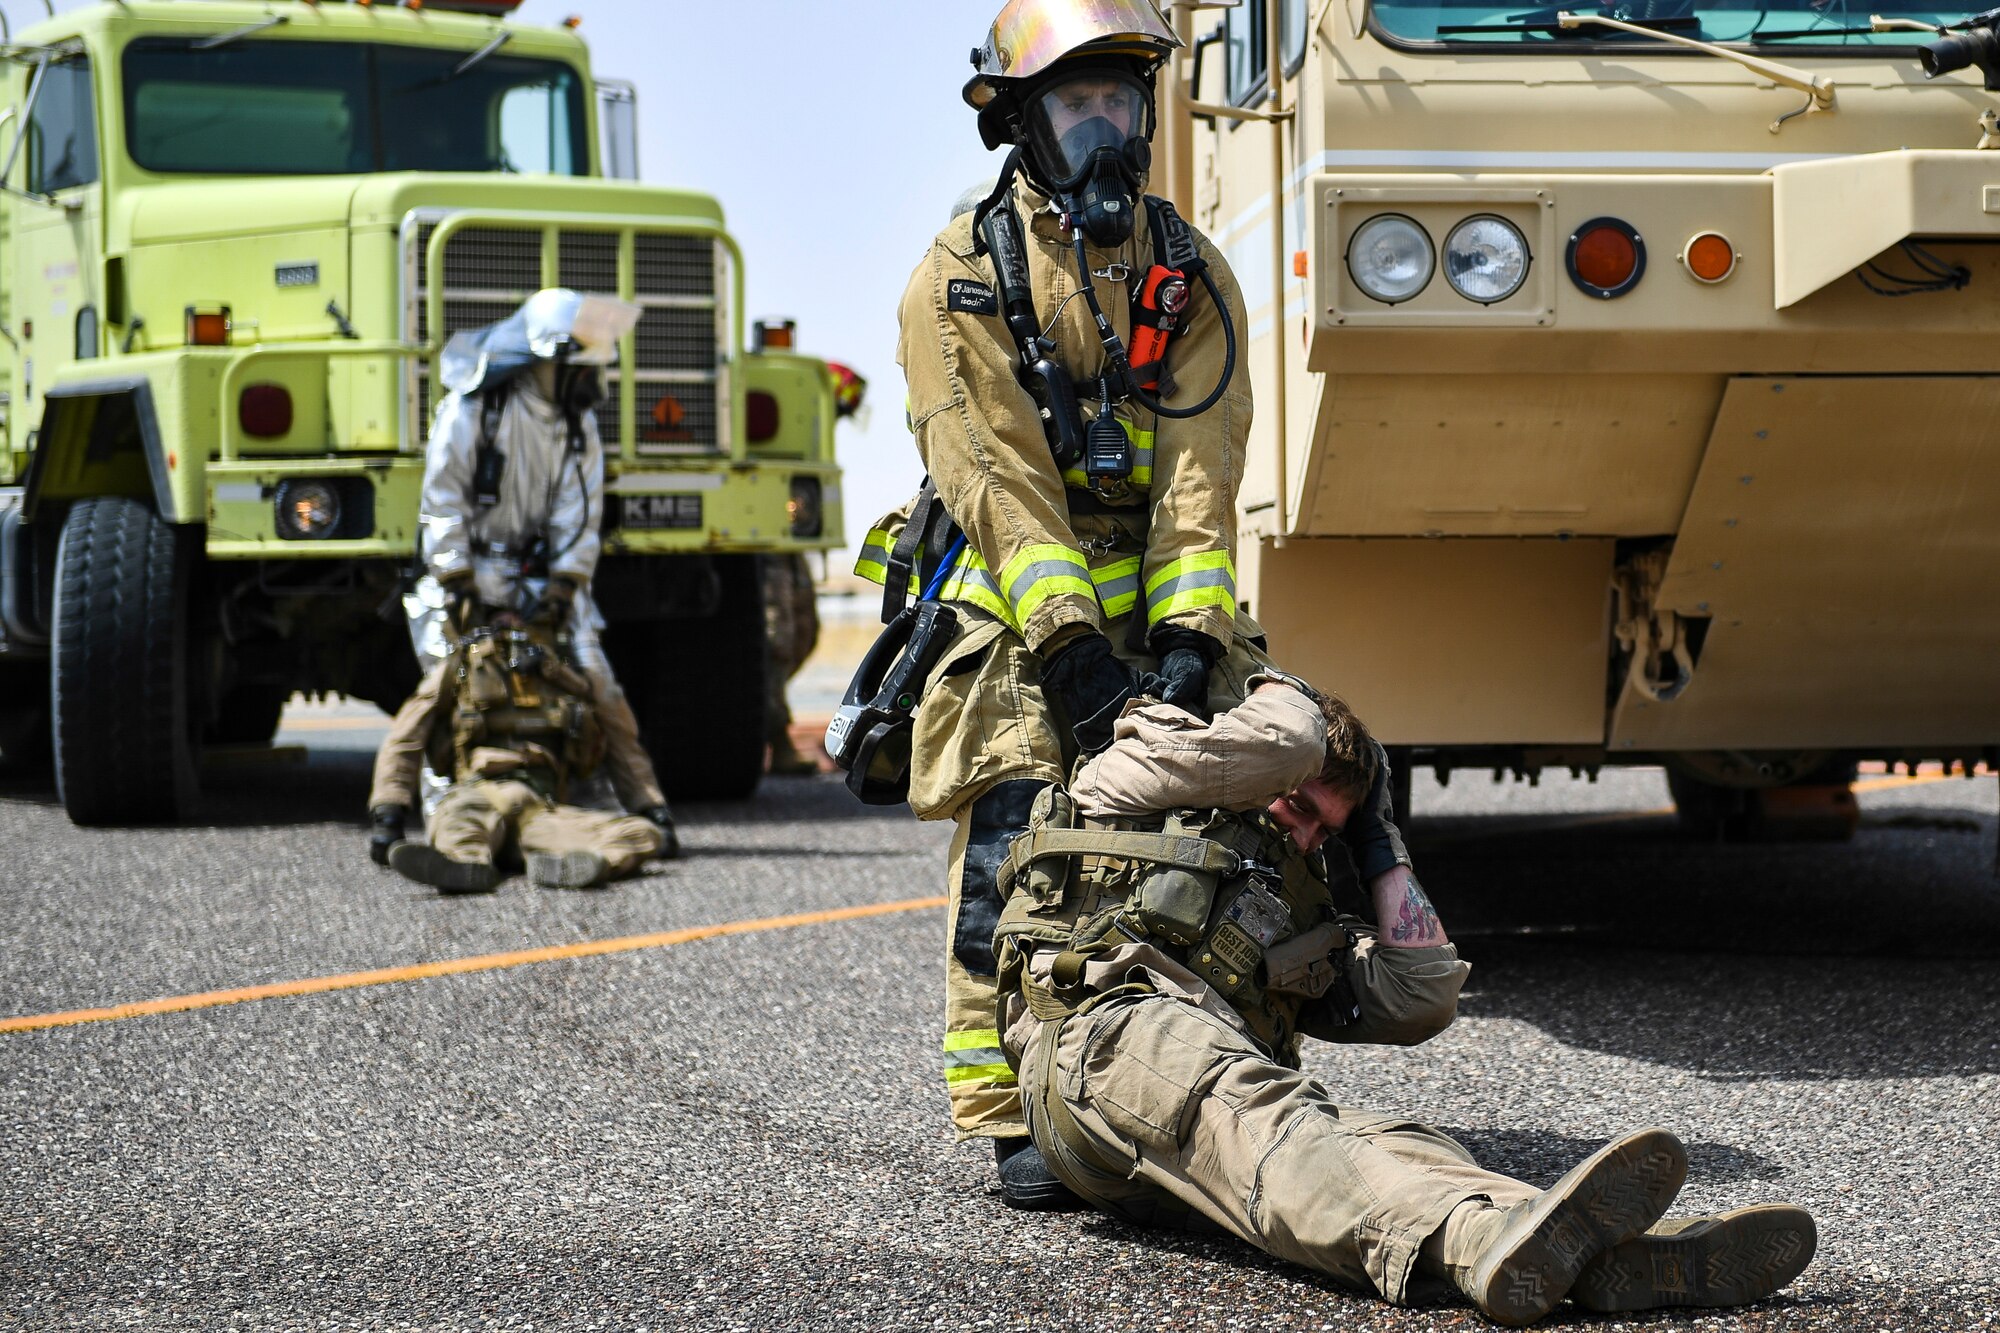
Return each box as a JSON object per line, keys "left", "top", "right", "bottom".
{"left": 1391, "top": 876, "right": 1441, "bottom": 942}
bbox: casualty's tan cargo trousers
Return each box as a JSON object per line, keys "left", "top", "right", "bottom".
{"left": 430, "top": 778, "right": 663, "bottom": 877}
{"left": 1006, "top": 952, "right": 1539, "bottom": 1305}
{"left": 909, "top": 608, "right": 1278, "bottom": 1139}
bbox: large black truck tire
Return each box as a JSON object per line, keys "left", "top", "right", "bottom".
{"left": 606, "top": 553, "right": 769, "bottom": 801}
{"left": 51, "top": 496, "right": 201, "bottom": 824}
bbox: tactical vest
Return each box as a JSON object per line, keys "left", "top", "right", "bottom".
{"left": 993, "top": 787, "right": 1360, "bottom": 1063}
{"left": 448, "top": 627, "right": 605, "bottom": 801}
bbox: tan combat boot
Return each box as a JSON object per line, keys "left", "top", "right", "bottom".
{"left": 527, "top": 850, "right": 610, "bottom": 889}
{"left": 1569, "top": 1204, "right": 1817, "bottom": 1313}
{"left": 1450, "top": 1127, "right": 1688, "bottom": 1327}
{"left": 388, "top": 843, "right": 500, "bottom": 895}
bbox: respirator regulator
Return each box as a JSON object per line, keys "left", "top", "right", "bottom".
{"left": 1022, "top": 69, "right": 1154, "bottom": 248}
{"left": 550, "top": 345, "right": 605, "bottom": 415}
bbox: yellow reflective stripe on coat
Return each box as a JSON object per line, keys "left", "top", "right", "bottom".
{"left": 935, "top": 552, "right": 1013, "bottom": 625}
{"left": 1060, "top": 419, "right": 1156, "bottom": 489}
{"left": 853, "top": 525, "right": 897, "bottom": 584}
{"left": 999, "top": 543, "right": 1094, "bottom": 624}
{"left": 857, "top": 534, "right": 1149, "bottom": 630}
{"left": 1092, "top": 555, "right": 1142, "bottom": 620}
{"left": 1145, "top": 549, "right": 1237, "bottom": 624}
{"left": 942, "top": 1028, "right": 1015, "bottom": 1086}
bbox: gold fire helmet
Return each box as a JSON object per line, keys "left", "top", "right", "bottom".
{"left": 964, "top": 0, "right": 1182, "bottom": 150}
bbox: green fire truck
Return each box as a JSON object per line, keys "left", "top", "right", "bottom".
{"left": 0, "top": 0, "right": 843, "bottom": 822}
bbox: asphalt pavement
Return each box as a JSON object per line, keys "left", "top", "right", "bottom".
{"left": 2, "top": 707, "right": 1996, "bottom": 1332}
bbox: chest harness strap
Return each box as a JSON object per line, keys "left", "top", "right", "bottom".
{"left": 975, "top": 189, "right": 1213, "bottom": 487}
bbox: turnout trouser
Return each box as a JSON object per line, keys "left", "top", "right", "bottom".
{"left": 1006, "top": 950, "right": 1539, "bottom": 1304}
{"left": 430, "top": 778, "right": 664, "bottom": 879}
{"left": 908, "top": 608, "right": 1277, "bottom": 1139}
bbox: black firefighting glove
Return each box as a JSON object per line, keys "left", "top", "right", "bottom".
{"left": 437, "top": 567, "right": 479, "bottom": 638}
{"left": 638, "top": 804, "right": 682, "bottom": 859}
{"left": 531, "top": 574, "right": 581, "bottom": 631}
{"left": 1041, "top": 631, "right": 1144, "bottom": 755}
{"left": 1340, "top": 741, "right": 1413, "bottom": 883}
{"left": 368, "top": 804, "right": 407, "bottom": 866}
{"left": 1147, "top": 626, "right": 1223, "bottom": 720}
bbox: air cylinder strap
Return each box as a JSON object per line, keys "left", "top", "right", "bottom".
{"left": 881, "top": 477, "right": 958, "bottom": 624}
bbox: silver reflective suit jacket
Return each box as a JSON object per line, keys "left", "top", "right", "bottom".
{"left": 419, "top": 375, "right": 604, "bottom": 602}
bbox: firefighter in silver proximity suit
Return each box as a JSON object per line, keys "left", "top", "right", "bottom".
{"left": 369, "top": 289, "right": 677, "bottom": 864}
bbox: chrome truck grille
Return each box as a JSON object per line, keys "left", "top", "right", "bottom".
{"left": 401, "top": 215, "right": 731, "bottom": 455}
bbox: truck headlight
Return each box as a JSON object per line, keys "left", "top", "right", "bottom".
{"left": 1346, "top": 214, "right": 1434, "bottom": 305}
{"left": 274, "top": 479, "right": 341, "bottom": 540}
{"left": 788, "top": 476, "right": 822, "bottom": 538}
{"left": 1443, "top": 215, "right": 1530, "bottom": 304}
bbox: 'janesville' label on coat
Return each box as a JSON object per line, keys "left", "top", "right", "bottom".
{"left": 947, "top": 280, "right": 998, "bottom": 316}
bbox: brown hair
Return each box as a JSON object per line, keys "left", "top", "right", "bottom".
{"left": 1316, "top": 691, "right": 1379, "bottom": 805}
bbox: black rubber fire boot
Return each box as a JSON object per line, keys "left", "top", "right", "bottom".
{"left": 995, "top": 1137, "right": 1085, "bottom": 1213}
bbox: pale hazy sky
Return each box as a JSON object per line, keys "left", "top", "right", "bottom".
{"left": 42, "top": 0, "right": 1013, "bottom": 555}
{"left": 505, "top": 1, "right": 1003, "bottom": 553}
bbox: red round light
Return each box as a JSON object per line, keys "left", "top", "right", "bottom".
{"left": 1573, "top": 225, "right": 1637, "bottom": 291}
{"left": 746, "top": 390, "right": 780, "bottom": 444}
{"left": 238, "top": 383, "right": 293, "bottom": 439}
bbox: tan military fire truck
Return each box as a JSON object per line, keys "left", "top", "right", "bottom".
{"left": 1158, "top": 0, "right": 1999, "bottom": 833}
{"left": 0, "top": 0, "right": 843, "bottom": 822}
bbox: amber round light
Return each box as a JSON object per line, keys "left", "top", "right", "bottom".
{"left": 1566, "top": 218, "right": 1646, "bottom": 299}
{"left": 1684, "top": 232, "right": 1736, "bottom": 283}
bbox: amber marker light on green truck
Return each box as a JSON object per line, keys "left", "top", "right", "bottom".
{"left": 0, "top": 0, "right": 847, "bottom": 824}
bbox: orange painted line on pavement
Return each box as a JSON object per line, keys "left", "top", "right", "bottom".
{"left": 1, "top": 895, "right": 947, "bottom": 1035}
{"left": 1427, "top": 771, "right": 1967, "bottom": 841}
{"left": 1853, "top": 772, "right": 1974, "bottom": 794}
{"left": 277, "top": 716, "right": 391, "bottom": 732}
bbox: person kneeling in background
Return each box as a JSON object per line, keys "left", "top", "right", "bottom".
{"left": 366, "top": 619, "right": 669, "bottom": 894}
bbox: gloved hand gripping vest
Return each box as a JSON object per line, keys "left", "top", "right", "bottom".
{"left": 993, "top": 787, "right": 1363, "bottom": 1058}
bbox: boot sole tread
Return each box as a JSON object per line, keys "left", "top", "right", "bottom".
{"left": 1571, "top": 1205, "right": 1817, "bottom": 1312}
{"left": 1472, "top": 1130, "right": 1688, "bottom": 1327}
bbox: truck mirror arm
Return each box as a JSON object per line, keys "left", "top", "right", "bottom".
{"left": 1556, "top": 12, "right": 1836, "bottom": 133}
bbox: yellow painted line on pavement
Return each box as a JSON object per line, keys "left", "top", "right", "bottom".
{"left": 0, "top": 895, "right": 947, "bottom": 1035}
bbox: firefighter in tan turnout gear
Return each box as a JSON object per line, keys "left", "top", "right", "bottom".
{"left": 367, "top": 289, "right": 678, "bottom": 863}
{"left": 367, "top": 621, "right": 667, "bottom": 894}
{"left": 997, "top": 676, "right": 1818, "bottom": 1324}
{"left": 853, "top": 0, "right": 1280, "bottom": 1205}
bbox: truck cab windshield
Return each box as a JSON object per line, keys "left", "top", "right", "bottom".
{"left": 121, "top": 37, "right": 587, "bottom": 175}
{"left": 1376, "top": 1, "right": 1963, "bottom": 49}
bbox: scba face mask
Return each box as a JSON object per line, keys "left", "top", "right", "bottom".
{"left": 1023, "top": 70, "right": 1154, "bottom": 247}
{"left": 553, "top": 356, "right": 605, "bottom": 414}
